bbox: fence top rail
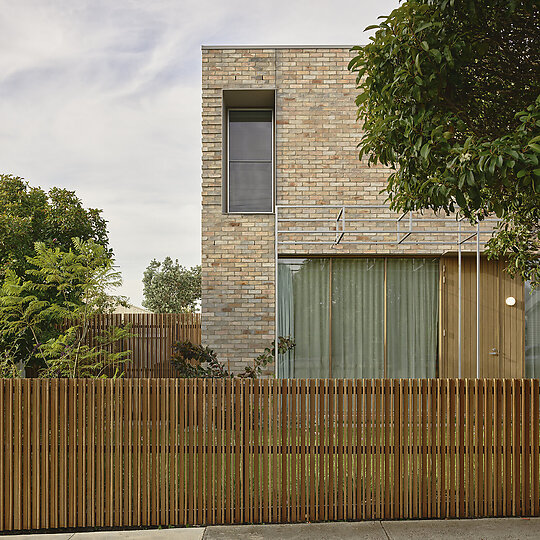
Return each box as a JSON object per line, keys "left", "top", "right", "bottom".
{"left": 5, "top": 376, "right": 536, "bottom": 383}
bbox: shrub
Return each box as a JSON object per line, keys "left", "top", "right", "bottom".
{"left": 170, "top": 337, "right": 295, "bottom": 379}
{"left": 170, "top": 341, "right": 229, "bottom": 378}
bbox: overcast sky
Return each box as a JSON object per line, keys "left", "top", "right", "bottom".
{"left": 0, "top": 0, "right": 399, "bottom": 306}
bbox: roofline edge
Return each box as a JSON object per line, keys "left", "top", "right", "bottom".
{"left": 201, "top": 45, "right": 360, "bottom": 50}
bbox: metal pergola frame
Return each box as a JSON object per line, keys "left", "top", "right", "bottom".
{"left": 274, "top": 204, "right": 500, "bottom": 379}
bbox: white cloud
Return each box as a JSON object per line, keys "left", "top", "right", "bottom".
{"left": 0, "top": 0, "right": 399, "bottom": 305}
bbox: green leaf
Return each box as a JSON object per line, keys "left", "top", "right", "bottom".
{"left": 421, "top": 41, "right": 429, "bottom": 51}
{"left": 355, "top": 93, "right": 368, "bottom": 106}
{"left": 478, "top": 155, "right": 489, "bottom": 171}
{"left": 443, "top": 46, "right": 453, "bottom": 64}
{"left": 415, "top": 54, "right": 423, "bottom": 75}
{"left": 493, "top": 202, "right": 503, "bottom": 217}
{"left": 455, "top": 191, "right": 466, "bottom": 208}
{"left": 528, "top": 143, "right": 540, "bottom": 153}
{"left": 354, "top": 66, "right": 368, "bottom": 79}
{"left": 430, "top": 49, "right": 442, "bottom": 63}
{"left": 420, "top": 143, "right": 430, "bottom": 159}
{"left": 415, "top": 22, "right": 433, "bottom": 33}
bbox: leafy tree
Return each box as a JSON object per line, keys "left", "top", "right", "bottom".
{"left": 0, "top": 174, "right": 113, "bottom": 371}
{"left": 0, "top": 174, "right": 110, "bottom": 278}
{"left": 349, "top": 0, "right": 540, "bottom": 285}
{"left": 0, "top": 238, "right": 130, "bottom": 377}
{"left": 142, "top": 257, "right": 201, "bottom": 313}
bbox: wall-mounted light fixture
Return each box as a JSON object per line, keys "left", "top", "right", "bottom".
{"left": 505, "top": 296, "right": 516, "bottom": 306}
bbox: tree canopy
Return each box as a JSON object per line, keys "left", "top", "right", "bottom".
{"left": 0, "top": 174, "right": 123, "bottom": 376}
{"left": 142, "top": 257, "right": 201, "bottom": 313}
{"left": 349, "top": 0, "right": 540, "bottom": 285}
{"left": 0, "top": 174, "right": 110, "bottom": 278}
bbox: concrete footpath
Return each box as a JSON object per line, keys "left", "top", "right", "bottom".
{"left": 2, "top": 518, "right": 540, "bottom": 539}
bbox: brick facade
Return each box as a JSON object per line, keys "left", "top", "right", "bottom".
{"left": 201, "top": 46, "right": 484, "bottom": 374}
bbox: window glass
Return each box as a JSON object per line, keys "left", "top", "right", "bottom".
{"left": 331, "top": 259, "right": 385, "bottom": 378}
{"left": 228, "top": 162, "right": 273, "bottom": 213}
{"left": 525, "top": 281, "right": 540, "bottom": 377}
{"left": 277, "top": 257, "right": 439, "bottom": 379}
{"left": 228, "top": 110, "right": 273, "bottom": 213}
{"left": 229, "top": 110, "right": 273, "bottom": 161}
{"left": 386, "top": 259, "right": 439, "bottom": 378}
{"left": 278, "top": 259, "right": 330, "bottom": 378}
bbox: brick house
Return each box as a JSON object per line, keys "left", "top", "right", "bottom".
{"left": 201, "top": 45, "right": 539, "bottom": 378}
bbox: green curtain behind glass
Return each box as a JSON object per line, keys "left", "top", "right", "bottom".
{"left": 278, "top": 257, "right": 439, "bottom": 379}
{"left": 386, "top": 259, "right": 439, "bottom": 378}
{"left": 277, "top": 263, "right": 294, "bottom": 377}
{"left": 525, "top": 281, "right": 540, "bottom": 377}
{"left": 331, "top": 259, "right": 385, "bottom": 377}
{"left": 278, "top": 259, "right": 330, "bottom": 378}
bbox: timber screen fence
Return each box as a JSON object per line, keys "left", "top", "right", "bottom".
{"left": 88, "top": 313, "right": 201, "bottom": 378}
{"left": 0, "top": 378, "right": 539, "bottom": 532}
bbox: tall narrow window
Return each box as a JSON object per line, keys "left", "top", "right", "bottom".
{"left": 525, "top": 281, "right": 540, "bottom": 377}
{"left": 228, "top": 110, "right": 273, "bottom": 213}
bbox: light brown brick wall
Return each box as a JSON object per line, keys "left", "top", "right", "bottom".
{"left": 202, "top": 48, "right": 278, "bottom": 374}
{"left": 201, "top": 46, "right": 485, "bottom": 373}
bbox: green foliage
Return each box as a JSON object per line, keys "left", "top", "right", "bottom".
{"left": 0, "top": 238, "right": 130, "bottom": 377}
{"left": 349, "top": 0, "right": 540, "bottom": 285}
{"left": 170, "top": 337, "right": 295, "bottom": 379}
{"left": 38, "top": 325, "right": 131, "bottom": 379}
{"left": 142, "top": 257, "right": 201, "bottom": 313}
{"left": 170, "top": 342, "right": 230, "bottom": 378}
{"left": 0, "top": 175, "right": 110, "bottom": 278}
{"left": 0, "top": 175, "right": 112, "bottom": 369}
{"left": 240, "top": 337, "right": 296, "bottom": 379}
{"left": 0, "top": 352, "right": 22, "bottom": 378}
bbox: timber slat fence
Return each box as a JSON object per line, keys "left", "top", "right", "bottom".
{"left": 88, "top": 313, "right": 201, "bottom": 378}
{"left": 0, "top": 378, "right": 539, "bottom": 532}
